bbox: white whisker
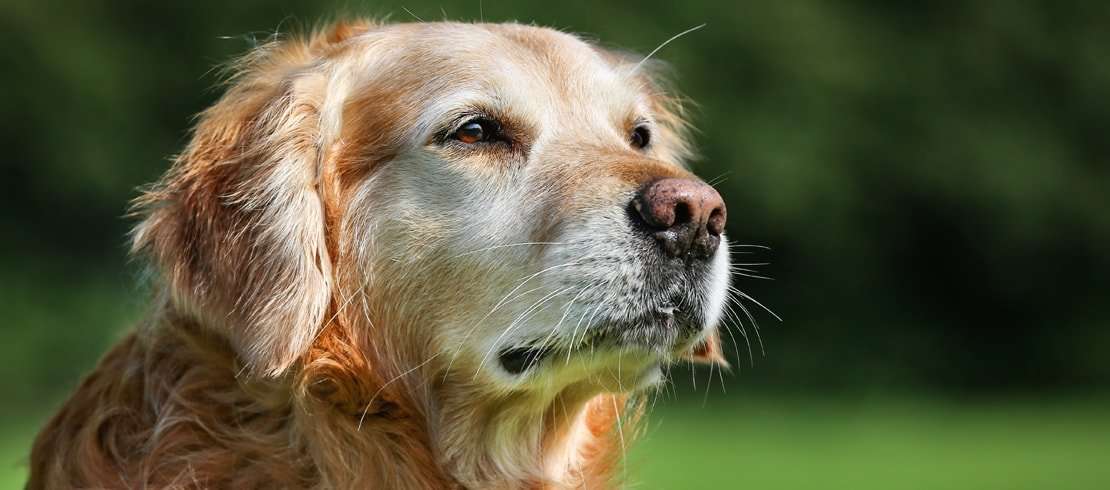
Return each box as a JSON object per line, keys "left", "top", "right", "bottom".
{"left": 633, "top": 23, "right": 707, "bottom": 73}
{"left": 727, "top": 243, "right": 771, "bottom": 250}
{"left": 451, "top": 241, "right": 564, "bottom": 258}
{"left": 732, "top": 269, "right": 775, "bottom": 281}
{"left": 722, "top": 298, "right": 753, "bottom": 366}
{"left": 610, "top": 395, "right": 627, "bottom": 482}
{"left": 731, "top": 286, "right": 783, "bottom": 322}
{"left": 705, "top": 171, "right": 731, "bottom": 187}
{"left": 312, "top": 275, "right": 371, "bottom": 344}
{"left": 358, "top": 352, "right": 441, "bottom": 431}
{"left": 535, "top": 285, "right": 592, "bottom": 354}
{"left": 728, "top": 289, "right": 766, "bottom": 357}
{"left": 702, "top": 360, "right": 715, "bottom": 406}
{"left": 474, "top": 286, "right": 572, "bottom": 378}
{"left": 401, "top": 6, "right": 425, "bottom": 22}
{"left": 490, "top": 261, "right": 580, "bottom": 313}
{"left": 443, "top": 260, "right": 584, "bottom": 379}
{"left": 566, "top": 302, "right": 603, "bottom": 365}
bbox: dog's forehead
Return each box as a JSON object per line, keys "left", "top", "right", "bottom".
{"left": 487, "top": 24, "right": 642, "bottom": 117}
{"left": 360, "top": 23, "right": 644, "bottom": 122}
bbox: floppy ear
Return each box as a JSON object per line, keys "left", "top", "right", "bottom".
{"left": 131, "top": 46, "right": 335, "bottom": 377}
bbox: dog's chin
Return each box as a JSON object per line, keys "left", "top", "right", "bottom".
{"left": 496, "top": 345, "right": 668, "bottom": 392}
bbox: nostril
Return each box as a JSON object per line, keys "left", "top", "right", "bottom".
{"left": 707, "top": 206, "right": 726, "bottom": 236}
{"left": 672, "top": 201, "right": 692, "bottom": 227}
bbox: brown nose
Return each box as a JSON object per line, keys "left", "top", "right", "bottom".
{"left": 632, "top": 178, "right": 727, "bottom": 259}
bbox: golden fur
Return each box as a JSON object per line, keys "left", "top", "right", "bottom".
{"left": 29, "top": 19, "right": 723, "bottom": 489}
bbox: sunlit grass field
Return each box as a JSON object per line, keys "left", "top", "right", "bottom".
{"left": 4, "top": 397, "right": 1108, "bottom": 488}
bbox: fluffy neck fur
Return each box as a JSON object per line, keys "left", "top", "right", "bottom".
{"left": 30, "top": 298, "right": 630, "bottom": 489}
{"left": 299, "top": 297, "right": 632, "bottom": 488}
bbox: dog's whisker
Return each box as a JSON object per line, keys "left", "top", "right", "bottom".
{"left": 443, "top": 259, "right": 587, "bottom": 381}
{"left": 312, "top": 275, "right": 372, "bottom": 345}
{"left": 400, "top": 6, "right": 425, "bottom": 22}
{"left": 609, "top": 395, "right": 628, "bottom": 481}
{"left": 501, "top": 286, "right": 574, "bottom": 343}
{"left": 632, "top": 23, "right": 707, "bottom": 73}
{"left": 730, "top": 286, "right": 783, "bottom": 323}
{"left": 705, "top": 171, "right": 731, "bottom": 187}
{"left": 489, "top": 261, "right": 581, "bottom": 314}
{"left": 722, "top": 295, "right": 753, "bottom": 366}
{"left": 577, "top": 299, "right": 609, "bottom": 355}
{"left": 717, "top": 361, "right": 728, "bottom": 393}
{"left": 732, "top": 270, "right": 775, "bottom": 281}
{"left": 728, "top": 289, "right": 765, "bottom": 358}
{"left": 476, "top": 291, "right": 570, "bottom": 376}
{"left": 690, "top": 356, "right": 698, "bottom": 391}
{"left": 614, "top": 358, "right": 633, "bottom": 486}
{"left": 474, "top": 286, "right": 573, "bottom": 379}
{"left": 534, "top": 285, "right": 592, "bottom": 354}
{"left": 727, "top": 243, "right": 771, "bottom": 250}
{"left": 358, "top": 352, "right": 442, "bottom": 431}
{"left": 702, "top": 359, "right": 715, "bottom": 406}
{"left": 718, "top": 309, "right": 747, "bottom": 368}
{"left": 451, "top": 241, "right": 565, "bottom": 258}
{"left": 566, "top": 301, "right": 605, "bottom": 366}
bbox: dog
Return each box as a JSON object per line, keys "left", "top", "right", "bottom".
{"left": 29, "top": 19, "right": 731, "bottom": 489}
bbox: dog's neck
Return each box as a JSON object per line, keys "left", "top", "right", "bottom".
{"left": 296, "top": 322, "right": 628, "bottom": 489}
{"left": 430, "top": 373, "right": 627, "bottom": 488}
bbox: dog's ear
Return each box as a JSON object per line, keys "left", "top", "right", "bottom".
{"left": 130, "top": 40, "right": 341, "bottom": 377}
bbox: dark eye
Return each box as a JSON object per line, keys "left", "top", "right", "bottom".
{"left": 631, "top": 125, "right": 651, "bottom": 149}
{"left": 451, "top": 118, "right": 499, "bottom": 144}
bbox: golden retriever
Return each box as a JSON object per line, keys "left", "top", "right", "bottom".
{"left": 29, "top": 19, "right": 731, "bottom": 489}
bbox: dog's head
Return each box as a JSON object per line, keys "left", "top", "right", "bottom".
{"left": 132, "top": 21, "right": 730, "bottom": 394}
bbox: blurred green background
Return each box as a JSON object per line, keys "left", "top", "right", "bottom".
{"left": 2, "top": 1, "right": 1108, "bottom": 488}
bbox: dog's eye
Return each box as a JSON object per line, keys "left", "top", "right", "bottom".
{"left": 630, "top": 125, "right": 651, "bottom": 149}
{"left": 452, "top": 118, "right": 499, "bottom": 144}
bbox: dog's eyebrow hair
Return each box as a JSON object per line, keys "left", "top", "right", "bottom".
{"left": 632, "top": 23, "right": 707, "bottom": 73}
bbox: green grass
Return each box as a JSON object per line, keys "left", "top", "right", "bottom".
{"left": 4, "top": 397, "right": 1107, "bottom": 488}
{"left": 629, "top": 397, "right": 1110, "bottom": 489}
{"left": 1, "top": 425, "right": 34, "bottom": 490}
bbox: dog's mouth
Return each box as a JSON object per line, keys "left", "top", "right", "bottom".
{"left": 497, "top": 346, "right": 554, "bottom": 375}
{"left": 497, "top": 304, "right": 702, "bottom": 375}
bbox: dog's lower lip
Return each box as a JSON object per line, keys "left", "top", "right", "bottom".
{"left": 499, "top": 305, "right": 698, "bottom": 374}
{"left": 498, "top": 346, "right": 551, "bottom": 375}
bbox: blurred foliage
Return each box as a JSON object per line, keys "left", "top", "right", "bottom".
{"left": 2, "top": 0, "right": 1109, "bottom": 485}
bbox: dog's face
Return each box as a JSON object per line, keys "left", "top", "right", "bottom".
{"left": 338, "top": 23, "right": 730, "bottom": 390}
{"left": 134, "top": 22, "right": 729, "bottom": 394}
